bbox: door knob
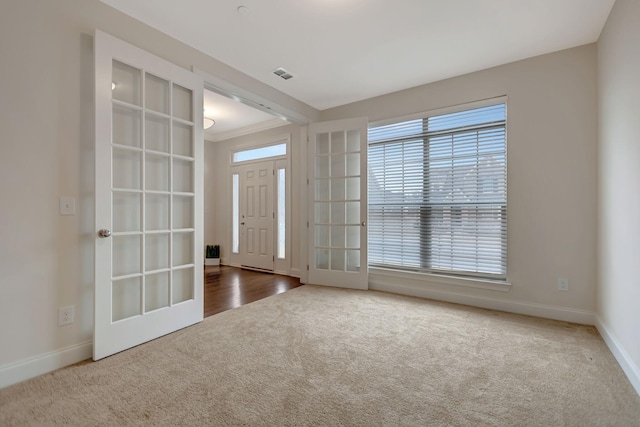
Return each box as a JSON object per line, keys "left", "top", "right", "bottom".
{"left": 240, "top": 222, "right": 245, "bottom": 225}
{"left": 97, "top": 229, "right": 111, "bottom": 238}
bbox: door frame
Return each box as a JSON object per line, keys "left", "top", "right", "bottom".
{"left": 226, "top": 136, "right": 292, "bottom": 276}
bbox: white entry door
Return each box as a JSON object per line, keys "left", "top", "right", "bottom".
{"left": 236, "top": 161, "right": 275, "bottom": 272}
{"left": 308, "top": 118, "right": 368, "bottom": 290}
{"left": 94, "top": 30, "right": 204, "bottom": 360}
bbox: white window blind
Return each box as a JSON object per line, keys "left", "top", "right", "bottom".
{"left": 368, "top": 103, "right": 507, "bottom": 279}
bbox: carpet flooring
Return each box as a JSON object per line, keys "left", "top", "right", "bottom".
{"left": 1, "top": 285, "right": 639, "bottom": 426}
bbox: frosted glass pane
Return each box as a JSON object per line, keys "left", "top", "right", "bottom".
{"left": 331, "top": 154, "right": 345, "bottom": 177}
{"left": 145, "top": 115, "right": 169, "bottom": 153}
{"left": 331, "top": 131, "right": 345, "bottom": 153}
{"left": 331, "top": 202, "right": 345, "bottom": 224}
{"left": 346, "top": 130, "right": 360, "bottom": 153}
{"left": 173, "top": 195, "right": 194, "bottom": 229}
{"left": 346, "top": 250, "right": 360, "bottom": 272}
{"left": 346, "top": 201, "right": 360, "bottom": 224}
{"left": 112, "top": 60, "right": 141, "bottom": 106}
{"left": 173, "top": 159, "right": 194, "bottom": 193}
{"left": 331, "top": 226, "right": 345, "bottom": 247}
{"left": 315, "top": 203, "right": 330, "bottom": 224}
{"left": 145, "top": 73, "right": 169, "bottom": 114}
{"left": 172, "top": 267, "right": 194, "bottom": 304}
{"left": 331, "top": 178, "right": 345, "bottom": 201}
{"left": 346, "top": 177, "right": 360, "bottom": 200}
{"left": 233, "top": 143, "right": 286, "bottom": 162}
{"left": 145, "top": 154, "right": 170, "bottom": 192}
{"left": 145, "top": 233, "right": 169, "bottom": 271}
{"left": 112, "top": 235, "right": 141, "bottom": 277}
{"left": 173, "top": 123, "right": 193, "bottom": 157}
{"left": 173, "top": 84, "right": 192, "bottom": 121}
{"left": 316, "top": 133, "right": 329, "bottom": 155}
{"left": 113, "top": 192, "right": 140, "bottom": 232}
{"left": 316, "top": 249, "right": 329, "bottom": 270}
{"left": 232, "top": 174, "right": 239, "bottom": 253}
{"left": 315, "top": 180, "right": 329, "bottom": 201}
{"left": 112, "top": 277, "right": 141, "bottom": 321}
{"left": 113, "top": 149, "right": 141, "bottom": 190}
{"left": 146, "top": 194, "right": 169, "bottom": 230}
{"left": 145, "top": 272, "right": 169, "bottom": 312}
{"left": 331, "top": 249, "right": 345, "bottom": 271}
{"left": 277, "top": 168, "right": 286, "bottom": 260}
{"left": 173, "top": 232, "right": 193, "bottom": 266}
{"left": 316, "top": 156, "right": 329, "bottom": 178}
{"left": 315, "top": 225, "right": 330, "bottom": 247}
{"left": 113, "top": 105, "right": 141, "bottom": 148}
{"left": 346, "top": 226, "right": 360, "bottom": 249}
{"left": 346, "top": 153, "right": 360, "bottom": 176}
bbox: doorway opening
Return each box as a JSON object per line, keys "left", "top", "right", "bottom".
{"left": 230, "top": 140, "right": 289, "bottom": 273}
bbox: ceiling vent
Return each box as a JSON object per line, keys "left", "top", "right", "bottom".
{"left": 273, "top": 67, "right": 294, "bottom": 80}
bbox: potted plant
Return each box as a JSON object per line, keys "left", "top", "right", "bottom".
{"left": 205, "top": 244, "right": 220, "bottom": 266}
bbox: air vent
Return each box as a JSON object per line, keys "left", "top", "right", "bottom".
{"left": 273, "top": 67, "right": 294, "bottom": 80}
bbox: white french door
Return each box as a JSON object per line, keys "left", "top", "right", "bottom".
{"left": 236, "top": 161, "right": 275, "bottom": 272}
{"left": 94, "top": 30, "right": 204, "bottom": 360}
{"left": 308, "top": 118, "right": 368, "bottom": 290}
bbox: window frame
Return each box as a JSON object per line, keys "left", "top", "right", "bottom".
{"left": 368, "top": 97, "right": 508, "bottom": 281}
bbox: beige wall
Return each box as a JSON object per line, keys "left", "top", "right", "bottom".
{"left": 597, "top": 0, "right": 640, "bottom": 391}
{"left": 323, "top": 45, "right": 599, "bottom": 318}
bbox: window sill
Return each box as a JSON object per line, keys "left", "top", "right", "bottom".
{"left": 369, "top": 267, "right": 512, "bottom": 292}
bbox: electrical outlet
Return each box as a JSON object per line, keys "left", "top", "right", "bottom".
{"left": 557, "top": 278, "right": 569, "bottom": 291}
{"left": 58, "top": 305, "right": 74, "bottom": 326}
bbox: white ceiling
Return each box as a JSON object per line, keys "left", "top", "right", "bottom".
{"left": 203, "top": 89, "right": 287, "bottom": 141}
{"left": 102, "top": 0, "right": 615, "bottom": 111}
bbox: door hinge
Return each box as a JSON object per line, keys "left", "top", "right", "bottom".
{"left": 273, "top": 256, "right": 275, "bottom": 262}
{"left": 307, "top": 265, "right": 309, "bottom": 271}
{"left": 273, "top": 212, "right": 275, "bottom": 219}
{"left": 307, "top": 178, "right": 309, "bottom": 185}
{"left": 307, "top": 221, "right": 309, "bottom": 228}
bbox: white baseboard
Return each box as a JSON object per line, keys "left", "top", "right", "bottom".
{"left": 369, "top": 277, "right": 595, "bottom": 325}
{"left": 290, "top": 268, "right": 301, "bottom": 278}
{"left": 0, "top": 340, "right": 93, "bottom": 389}
{"left": 595, "top": 316, "right": 640, "bottom": 397}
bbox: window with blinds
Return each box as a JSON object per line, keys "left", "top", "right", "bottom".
{"left": 368, "top": 103, "right": 507, "bottom": 279}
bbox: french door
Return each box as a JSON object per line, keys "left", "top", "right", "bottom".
{"left": 94, "top": 30, "right": 204, "bottom": 360}
{"left": 308, "top": 118, "right": 368, "bottom": 290}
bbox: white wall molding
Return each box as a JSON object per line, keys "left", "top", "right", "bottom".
{"left": 369, "top": 275, "right": 595, "bottom": 325}
{"left": 0, "top": 340, "right": 92, "bottom": 389}
{"left": 595, "top": 316, "right": 640, "bottom": 397}
{"left": 290, "top": 268, "right": 301, "bottom": 279}
{"left": 206, "top": 118, "right": 288, "bottom": 143}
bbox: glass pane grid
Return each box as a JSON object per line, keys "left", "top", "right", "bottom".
{"left": 112, "top": 63, "right": 196, "bottom": 319}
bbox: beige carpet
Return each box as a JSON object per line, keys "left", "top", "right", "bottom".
{"left": 1, "top": 285, "right": 639, "bottom": 426}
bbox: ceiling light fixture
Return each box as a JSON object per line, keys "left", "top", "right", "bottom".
{"left": 237, "top": 5, "right": 249, "bottom": 15}
{"left": 111, "top": 82, "right": 116, "bottom": 90}
{"left": 203, "top": 117, "right": 215, "bottom": 129}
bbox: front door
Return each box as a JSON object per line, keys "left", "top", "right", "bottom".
{"left": 94, "top": 30, "right": 204, "bottom": 360}
{"left": 237, "top": 161, "right": 274, "bottom": 272}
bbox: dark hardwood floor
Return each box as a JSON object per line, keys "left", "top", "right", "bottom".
{"left": 204, "top": 265, "right": 303, "bottom": 318}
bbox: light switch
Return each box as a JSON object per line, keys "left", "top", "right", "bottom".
{"left": 60, "top": 197, "right": 76, "bottom": 216}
